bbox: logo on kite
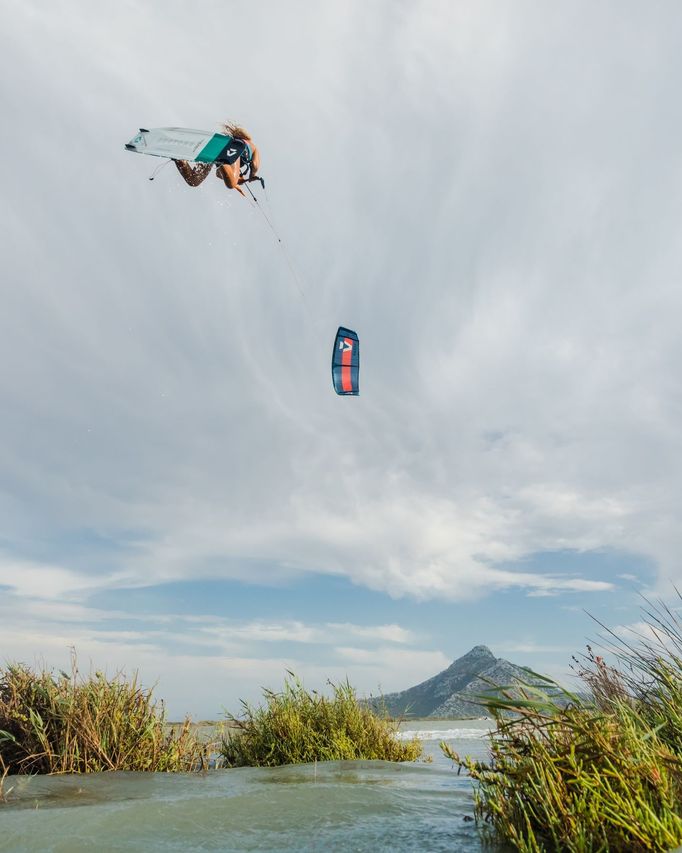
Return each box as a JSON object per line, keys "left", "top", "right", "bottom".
{"left": 332, "top": 327, "right": 359, "bottom": 396}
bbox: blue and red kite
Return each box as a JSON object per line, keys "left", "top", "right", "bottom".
{"left": 331, "top": 327, "right": 359, "bottom": 396}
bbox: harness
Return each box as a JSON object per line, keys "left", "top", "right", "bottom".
{"left": 239, "top": 142, "right": 253, "bottom": 177}
{"left": 218, "top": 136, "right": 264, "bottom": 187}
{"left": 218, "top": 137, "right": 249, "bottom": 166}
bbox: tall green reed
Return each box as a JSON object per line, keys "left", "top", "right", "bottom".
{"left": 221, "top": 673, "right": 422, "bottom": 767}
{"left": 0, "top": 655, "right": 208, "bottom": 774}
{"left": 443, "top": 596, "right": 682, "bottom": 852}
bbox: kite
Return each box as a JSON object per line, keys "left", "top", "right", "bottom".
{"left": 331, "top": 327, "right": 359, "bottom": 396}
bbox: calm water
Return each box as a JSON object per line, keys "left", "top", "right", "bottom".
{"left": 0, "top": 720, "right": 496, "bottom": 852}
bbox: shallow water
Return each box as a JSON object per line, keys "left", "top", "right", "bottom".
{"left": 0, "top": 720, "right": 496, "bottom": 852}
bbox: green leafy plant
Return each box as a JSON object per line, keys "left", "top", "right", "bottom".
{"left": 0, "top": 654, "right": 208, "bottom": 774}
{"left": 443, "top": 596, "right": 682, "bottom": 852}
{"left": 221, "top": 673, "right": 422, "bottom": 767}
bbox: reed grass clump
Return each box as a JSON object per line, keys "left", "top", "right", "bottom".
{"left": 220, "top": 674, "right": 422, "bottom": 767}
{"left": 444, "top": 596, "right": 682, "bottom": 852}
{"left": 0, "top": 658, "right": 208, "bottom": 774}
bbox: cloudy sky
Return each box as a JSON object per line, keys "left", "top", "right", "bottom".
{"left": 1, "top": 0, "right": 681, "bottom": 717}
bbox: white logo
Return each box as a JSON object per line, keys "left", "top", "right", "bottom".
{"left": 226, "top": 147, "right": 238, "bottom": 157}
{"left": 339, "top": 340, "right": 353, "bottom": 352}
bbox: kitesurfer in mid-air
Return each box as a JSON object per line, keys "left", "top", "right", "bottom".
{"left": 173, "top": 123, "right": 261, "bottom": 197}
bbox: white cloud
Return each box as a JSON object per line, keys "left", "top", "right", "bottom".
{"left": 195, "top": 619, "right": 416, "bottom": 648}
{"left": 332, "top": 646, "right": 451, "bottom": 693}
{"left": 327, "top": 623, "right": 415, "bottom": 644}
{"left": 0, "top": 556, "right": 117, "bottom": 599}
{"left": 609, "top": 618, "right": 682, "bottom": 652}
{"left": 0, "top": 589, "right": 442, "bottom": 715}
{"left": 495, "top": 641, "right": 572, "bottom": 655}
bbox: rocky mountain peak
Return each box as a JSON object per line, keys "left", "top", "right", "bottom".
{"left": 366, "top": 645, "right": 544, "bottom": 719}
{"left": 454, "top": 645, "right": 495, "bottom": 664}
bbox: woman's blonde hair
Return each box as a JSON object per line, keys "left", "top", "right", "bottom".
{"left": 221, "top": 122, "right": 251, "bottom": 140}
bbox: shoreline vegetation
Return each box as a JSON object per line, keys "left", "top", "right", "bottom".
{"left": 0, "top": 656, "right": 209, "bottom": 780}
{"left": 220, "top": 674, "right": 422, "bottom": 767}
{"left": 3, "top": 597, "right": 682, "bottom": 851}
{"left": 443, "top": 595, "right": 682, "bottom": 852}
{"left": 0, "top": 664, "right": 421, "bottom": 796}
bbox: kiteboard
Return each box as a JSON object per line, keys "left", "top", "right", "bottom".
{"left": 124, "top": 127, "right": 246, "bottom": 165}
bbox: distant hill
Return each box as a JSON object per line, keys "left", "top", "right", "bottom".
{"left": 367, "top": 645, "right": 550, "bottom": 718}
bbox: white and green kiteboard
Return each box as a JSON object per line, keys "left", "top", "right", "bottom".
{"left": 125, "top": 127, "right": 244, "bottom": 164}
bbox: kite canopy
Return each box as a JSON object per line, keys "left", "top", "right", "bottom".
{"left": 331, "top": 327, "right": 359, "bottom": 396}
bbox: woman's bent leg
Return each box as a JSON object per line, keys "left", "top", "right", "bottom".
{"left": 174, "top": 160, "right": 212, "bottom": 187}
